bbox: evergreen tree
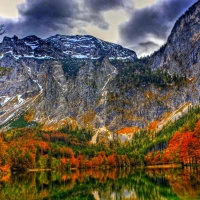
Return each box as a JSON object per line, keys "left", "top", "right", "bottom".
{"left": 46, "top": 150, "right": 52, "bottom": 169}
{"left": 35, "top": 146, "right": 40, "bottom": 167}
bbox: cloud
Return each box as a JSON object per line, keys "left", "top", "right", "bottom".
{"left": 119, "top": 0, "right": 198, "bottom": 56}
{"left": 2, "top": 0, "right": 128, "bottom": 38}
{"left": 0, "top": 0, "right": 197, "bottom": 58}
{"left": 85, "top": 0, "right": 133, "bottom": 12}
{"left": 131, "top": 41, "right": 160, "bottom": 57}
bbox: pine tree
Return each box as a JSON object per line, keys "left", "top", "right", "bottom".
{"left": 35, "top": 146, "right": 40, "bottom": 167}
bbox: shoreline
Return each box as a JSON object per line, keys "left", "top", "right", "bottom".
{"left": 28, "top": 168, "right": 52, "bottom": 172}
{"left": 20, "top": 164, "right": 200, "bottom": 172}
{"left": 145, "top": 164, "right": 182, "bottom": 169}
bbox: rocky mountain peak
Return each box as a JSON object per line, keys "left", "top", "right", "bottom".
{"left": 0, "top": 34, "right": 137, "bottom": 60}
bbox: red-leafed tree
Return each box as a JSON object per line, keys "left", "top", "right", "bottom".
{"left": 144, "top": 152, "right": 154, "bottom": 165}
{"left": 85, "top": 160, "right": 93, "bottom": 168}
{"left": 39, "top": 141, "right": 50, "bottom": 155}
{"left": 91, "top": 156, "right": 100, "bottom": 168}
{"left": 107, "top": 154, "right": 117, "bottom": 167}
{"left": 180, "top": 132, "right": 198, "bottom": 165}
{"left": 71, "top": 156, "right": 79, "bottom": 168}
{"left": 162, "top": 150, "right": 170, "bottom": 164}
{"left": 194, "top": 120, "right": 200, "bottom": 136}
{"left": 153, "top": 151, "right": 161, "bottom": 165}
{"left": 192, "top": 120, "right": 200, "bottom": 163}
{"left": 62, "top": 147, "right": 74, "bottom": 158}
{"left": 166, "top": 131, "right": 182, "bottom": 163}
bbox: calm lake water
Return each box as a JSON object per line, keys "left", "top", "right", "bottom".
{"left": 0, "top": 167, "right": 200, "bottom": 200}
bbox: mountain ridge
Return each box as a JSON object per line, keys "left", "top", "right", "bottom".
{"left": 0, "top": 34, "right": 137, "bottom": 60}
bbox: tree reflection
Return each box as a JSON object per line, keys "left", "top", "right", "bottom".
{"left": 0, "top": 167, "right": 200, "bottom": 199}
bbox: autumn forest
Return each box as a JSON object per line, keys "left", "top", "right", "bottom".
{"left": 0, "top": 106, "right": 200, "bottom": 175}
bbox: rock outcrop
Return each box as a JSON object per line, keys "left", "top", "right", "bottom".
{"left": 149, "top": 0, "right": 200, "bottom": 76}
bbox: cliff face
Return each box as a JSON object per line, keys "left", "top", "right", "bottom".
{"left": 0, "top": 35, "right": 136, "bottom": 135}
{"left": 0, "top": 1, "right": 200, "bottom": 142}
{"left": 149, "top": 0, "right": 200, "bottom": 76}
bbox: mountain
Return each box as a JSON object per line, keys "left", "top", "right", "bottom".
{"left": 0, "top": 34, "right": 136, "bottom": 60}
{"left": 0, "top": 0, "right": 200, "bottom": 144}
{"left": 148, "top": 0, "right": 200, "bottom": 74}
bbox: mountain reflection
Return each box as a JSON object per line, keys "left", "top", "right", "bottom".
{"left": 0, "top": 167, "right": 200, "bottom": 199}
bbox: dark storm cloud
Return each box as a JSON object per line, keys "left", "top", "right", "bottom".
{"left": 17, "top": 0, "right": 112, "bottom": 30}
{"left": 2, "top": 0, "right": 124, "bottom": 38}
{"left": 85, "top": 0, "right": 133, "bottom": 12}
{"left": 2, "top": 0, "right": 78, "bottom": 37}
{"left": 119, "top": 0, "right": 198, "bottom": 56}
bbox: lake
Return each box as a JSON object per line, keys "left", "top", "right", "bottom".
{"left": 0, "top": 167, "right": 200, "bottom": 199}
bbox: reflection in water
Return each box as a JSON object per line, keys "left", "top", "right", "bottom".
{"left": 0, "top": 167, "right": 200, "bottom": 199}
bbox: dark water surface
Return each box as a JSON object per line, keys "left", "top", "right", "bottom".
{"left": 0, "top": 167, "right": 200, "bottom": 199}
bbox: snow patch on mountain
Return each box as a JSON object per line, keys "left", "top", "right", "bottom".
{"left": 0, "top": 34, "right": 137, "bottom": 60}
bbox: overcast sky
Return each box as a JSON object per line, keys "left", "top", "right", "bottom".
{"left": 0, "top": 0, "right": 197, "bottom": 57}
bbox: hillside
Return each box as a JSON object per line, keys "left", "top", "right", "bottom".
{"left": 0, "top": 102, "right": 200, "bottom": 173}
{"left": 0, "top": 0, "right": 199, "bottom": 172}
